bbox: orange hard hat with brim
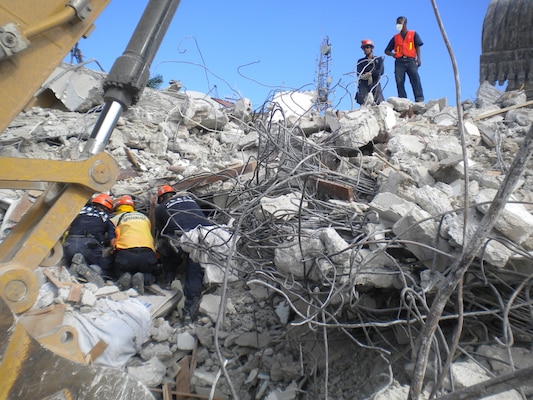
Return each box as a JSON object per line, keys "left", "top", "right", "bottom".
{"left": 157, "top": 184, "right": 176, "bottom": 199}
{"left": 114, "top": 195, "right": 134, "bottom": 209}
{"left": 92, "top": 193, "right": 113, "bottom": 211}
{"left": 361, "top": 39, "right": 374, "bottom": 48}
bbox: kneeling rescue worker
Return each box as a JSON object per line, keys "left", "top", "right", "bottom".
{"left": 111, "top": 195, "right": 160, "bottom": 295}
{"left": 62, "top": 193, "right": 116, "bottom": 278}
{"left": 155, "top": 185, "right": 212, "bottom": 321}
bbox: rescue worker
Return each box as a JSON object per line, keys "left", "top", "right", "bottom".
{"left": 111, "top": 195, "right": 159, "bottom": 295}
{"left": 154, "top": 185, "right": 211, "bottom": 321}
{"left": 385, "top": 16, "right": 424, "bottom": 102}
{"left": 355, "top": 39, "right": 384, "bottom": 105}
{"left": 62, "top": 193, "right": 115, "bottom": 279}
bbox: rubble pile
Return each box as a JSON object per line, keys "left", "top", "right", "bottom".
{"left": 2, "top": 64, "right": 533, "bottom": 399}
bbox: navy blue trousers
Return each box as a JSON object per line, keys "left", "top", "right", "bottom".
{"left": 394, "top": 57, "right": 424, "bottom": 102}
{"left": 158, "top": 239, "right": 204, "bottom": 300}
{"left": 114, "top": 247, "right": 159, "bottom": 284}
{"left": 63, "top": 236, "right": 114, "bottom": 276}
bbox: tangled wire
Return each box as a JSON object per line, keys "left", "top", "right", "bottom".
{"left": 157, "top": 100, "right": 533, "bottom": 399}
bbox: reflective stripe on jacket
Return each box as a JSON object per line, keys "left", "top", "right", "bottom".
{"left": 111, "top": 211, "right": 155, "bottom": 251}
{"left": 394, "top": 30, "right": 416, "bottom": 58}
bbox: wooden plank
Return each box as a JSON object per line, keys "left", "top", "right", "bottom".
{"left": 84, "top": 340, "right": 108, "bottom": 365}
{"left": 43, "top": 268, "right": 72, "bottom": 289}
{"left": 189, "top": 338, "right": 199, "bottom": 380}
{"left": 67, "top": 284, "right": 84, "bottom": 303}
{"left": 161, "top": 382, "right": 172, "bottom": 400}
{"left": 124, "top": 146, "right": 142, "bottom": 170}
{"left": 175, "top": 356, "right": 191, "bottom": 400}
{"left": 471, "top": 99, "right": 533, "bottom": 121}
{"left": 171, "top": 391, "right": 223, "bottom": 400}
{"left": 139, "top": 288, "right": 182, "bottom": 319}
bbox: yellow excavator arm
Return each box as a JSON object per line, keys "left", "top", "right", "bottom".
{"left": 0, "top": 1, "right": 181, "bottom": 398}
{"left": 0, "top": 0, "right": 111, "bottom": 134}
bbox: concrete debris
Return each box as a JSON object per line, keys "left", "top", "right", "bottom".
{"left": 269, "top": 91, "right": 317, "bottom": 123}
{"left": 449, "top": 361, "right": 523, "bottom": 399}
{"left": 475, "top": 188, "right": 533, "bottom": 244}
{"left": 371, "top": 381, "right": 411, "bottom": 400}
{"left": 180, "top": 225, "right": 240, "bottom": 284}
{"left": 2, "top": 64, "right": 533, "bottom": 399}
{"left": 176, "top": 331, "right": 196, "bottom": 351}
{"left": 200, "top": 292, "right": 227, "bottom": 323}
{"left": 39, "top": 62, "right": 106, "bottom": 112}
{"left": 328, "top": 107, "right": 383, "bottom": 147}
{"left": 259, "top": 192, "right": 308, "bottom": 221}
{"left": 127, "top": 356, "right": 167, "bottom": 388}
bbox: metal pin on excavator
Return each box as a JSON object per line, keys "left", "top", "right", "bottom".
{"left": 0, "top": 0, "right": 180, "bottom": 398}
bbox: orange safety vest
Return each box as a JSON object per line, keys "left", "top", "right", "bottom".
{"left": 394, "top": 30, "right": 417, "bottom": 58}
{"left": 112, "top": 211, "right": 155, "bottom": 251}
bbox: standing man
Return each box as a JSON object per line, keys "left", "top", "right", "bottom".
{"left": 111, "top": 195, "right": 159, "bottom": 295}
{"left": 63, "top": 193, "right": 115, "bottom": 280}
{"left": 385, "top": 16, "right": 424, "bottom": 102}
{"left": 356, "top": 39, "right": 384, "bottom": 105}
{"left": 155, "top": 185, "right": 212, "bottom": 321}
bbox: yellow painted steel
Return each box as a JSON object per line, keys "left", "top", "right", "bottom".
{"left": 36, "top": 325, "right": 86, "bottom": 364}
{"left": 0, "top": 2, "right": 163, "bottom": 397}
{"left": 0, "top": 0, "right": 111, "bottom": 134}
{"left": 0, "top": 153, "right": 119, "bottom": 314}
{"left": 24, "top": 6, "right": 77, "bottom": 38}
{"left": 0, "top": 323, "right": 30, "bottom": 400}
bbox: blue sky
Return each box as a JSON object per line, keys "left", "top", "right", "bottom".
{"left": 69, "top": 0, "right": 492, "bottom": 111}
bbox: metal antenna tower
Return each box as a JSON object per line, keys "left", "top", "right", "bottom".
{"left": 70, "top": 42, "right": 83, "bottom": 64}
{"left": 315, "top": 36, "right": 332, "bottom": 114}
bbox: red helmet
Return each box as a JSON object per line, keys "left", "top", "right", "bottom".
{"left": 157, "top": 184, "right": 176, "bottom": 199}
{"left": 361, "top": 39, "right": 374, "bottom": 49}
{"left": 92, "top": 193, "right": 113, "bottom": 211}
{"left": 114, "top": 195, "right": 135, "bottom": 209}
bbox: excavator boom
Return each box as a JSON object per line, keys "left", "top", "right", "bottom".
{"left": 0, "top": 0, "right": 111, "bottom": 134}
{"left": 0, "top": 1, "right": 181, "bottom": 398}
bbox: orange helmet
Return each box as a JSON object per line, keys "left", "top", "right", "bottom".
{"left": 114, "top": 195, "right": 135, "bottom": 209}
{"left": 157, "top": 184, "right": 176, "bottom": 199}
{"left": 361, "top": 39, "right": 374, "bottom": 49}
{"left": 92, "top": 193, "right": 113, "bottom": 211}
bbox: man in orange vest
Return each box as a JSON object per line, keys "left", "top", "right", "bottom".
{"left": 385, "top": 16, "right": 424, "bottom": 102}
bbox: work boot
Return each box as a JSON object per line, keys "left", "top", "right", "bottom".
{"left": 71, "top": 253, "right": 87, "bottom": 267}
{"left": 88, "top": 264, "right": 102, "bottom": 275}
{"left": 157, "top": 279, "right": 172, "bottom": 290}
{"left": 156, "top": 267, "right": 175, "bottom": 290}
{"left": 132, "top": 272, "right": 145, "bottom": 295}
{"left": 69, "top": 253, "right": 87, "bottom": 275}
{"left": 116, "top": 272, "right": 132, "bottom": 291}
{"left": 70, "top": 254, "right": 105, "bottom": 288}
{"left": 183, "top": 296, "right": 201, "bottom": 322}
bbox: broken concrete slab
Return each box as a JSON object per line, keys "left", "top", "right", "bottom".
{"left": 475, "top": 189, "right": 533, "bottom": 245}
{"left": 446, "top": 211, "right": 513, "bottom": 268}
{"left": 369, "top": 192, "right": 416, "bottom": 226}
{"left": 449, "top": 361, "right": 523, "bottom": 399}
{"left": 38, "top": 62, "right": 105, "bottom": 112}
{"left": 392, "top": 205, "right": 452, "bottom": 270}
{"left": 328, "top": 108, "right": 381, "bottom": 148}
